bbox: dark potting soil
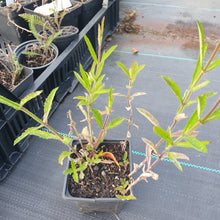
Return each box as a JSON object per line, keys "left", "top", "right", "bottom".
{"left": 68, "top": 142, "right": 131, "bottom": 198}
{"left": 0, "top": 63, "right": 25, "bottom": 91}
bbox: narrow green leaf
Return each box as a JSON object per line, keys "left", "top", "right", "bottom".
{"left": 207, "top": 58, "right": 220, "bottom": 72}
{"left": 0, "top": 96, "right": 21, "bottom": 110}
{"left": 192, "top": 80, "right": 210, "bottom": 92}
{"left": 197, "top": 21, "right": 204, "bottom": 68}
{"left": 63, "top": 168, "right": 73, "bottom": 175}
{"left": 107, "top": 87, "right": 113, "bottom": 113}
{"left": 72, "top": 171, "right": 79, "bottom": 183}
{"left": 74, "top": 71, "right": 87, "bottom": 89}
{"left": 91, "top": 108, "right": 103, "bottom": 128}
{"left": 137, "top": 108, "right": 159, "bottom": 126}
{"left": 167, "top": 152, "right": 183, "bottom": 171}
{"left": 117, "top": 62, "right": 130, "bottom": 79}
{"left": 62, "top": 136, "right": 72, "bottom": 145}
{"left": 183, "top": 136, "right": 208, "bottom": 153}
{"left": 105, "top": 117, "right": 125, "bottom": 130}
{"left": 79, "top": 64, "right": 91, "bottom": 92}
{"left": 153, "top": 126, "right": 173, "bottom": 144}
{"left": 206, "top": 91, "right": 217, "bottom": 98}
{"left": 14, "top": 126, "right": 42, "bottom": 145}
{"left": 20, "top": 90, "right": 43, "bottom": 106}
{"left": 183, "top": 109, "right": 198, "bottom": 134}
{"left": 175, "top": 141, "right": 209, "bottom": 148}
{"left": 102, "top": 45, "right": 117, "bottom": 62}
{"left": 43, "top": 88, "right": 58, "bottom": 123}
{"left": 84, "top": 34, "right": 97, "bottom": 63}
{"left": 78, "top": 162, "right": 88, "bottom": 172}
{"left": 204, "top": 108, "right": 220, "bottom": 123}
{"left": 73, "top": 96, "right": 87, "bottom": 100}
{"left": 190, "top": 55, "right": 202, "bottom": 87}
{"left": 58, "top": 151, "right": 72, "bottom": 166}
{"left": 197, "top": 94, "right": 207, "bottom": 120}
{"left": 159, "top": 75, "right": 182, "bottom": 103}
{"left": 116, "top": 195, "right": 136, "bottom": 200}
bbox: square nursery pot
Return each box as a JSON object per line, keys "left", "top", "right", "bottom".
{"left": 77, "top": 0, "right": 103, "bottom": 31}
{"left": 14, "top": 40, "right": 59, "bottom": 80}
{"left": 63, "top": 139, "right": 132, "bottom": 213}
{"left": 0, "top": 0, "right": 30, "bottom": 44}
{"left": 23, "top": 0, "right": 82, "bottom": 31}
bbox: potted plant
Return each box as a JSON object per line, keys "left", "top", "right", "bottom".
{"left": 0, "top": 46, "right": 33, "bottom": 97}
{"left": 14, "top": 15, "right": 59, "bottom": 80}
{"left": 23, "top": 0, "right": 82, "bottom": 29}
{"left": 0, "top": 19, "right": 220, "bottom": 214}
{"left": 0, "top": 0, "right": 30, "bottom": 43}
{"left": 19, "top": 11, "right": 79, "bottom": 53}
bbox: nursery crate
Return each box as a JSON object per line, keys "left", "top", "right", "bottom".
{"left": 0, "top": 0, "right": 119, "bottom": 180}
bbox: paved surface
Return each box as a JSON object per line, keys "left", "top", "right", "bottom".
{"left": 1, "top": 0, "right": 220, "bottom": 219}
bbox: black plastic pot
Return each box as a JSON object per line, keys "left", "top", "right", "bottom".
{"left": 63, "top": 139, "right": 132, "bottom": 213}
{"left": 78, "top": 0, "right": 103, "bottom": 30}
{"left": 14, "top": 40, "right": 59, "bottom": 80}
{"left": 23, "top": 0, "right": 82, "bottom": 31}
{"left": 39, "top": 26, "right": 79, "bottom": 53}
{"left": 0, "top": 0, "right": 30, "bottom": 44}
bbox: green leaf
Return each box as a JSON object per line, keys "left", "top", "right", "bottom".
{"left": 79, "top": 64, "right": 91, "bottom": 92}
{"left": 175, "top": 141, "right": 209, "bottom": 148}
{"left": 20, "top": 90, "right": 43, "bottom": 106}
{"left": 0, "top": 96, "right": 21, "bottom": 110}
{"left": 117, "top": 62, "right": 130, "bottom": 79}
{"left": 74, "top": 71, "right": 88, "bottom": 90}
{"left": 72, "top": 171, "right": 79, "bottom": 183}
{"left": 84, "top": 34, "right": 97, "bottom": 63}
{"left": 197, "top": 94, "right": 207, "bottom": 120}
{"left": 183, "top": 136, "right": 208, "bottom": 153}
{"left": 61, "top": 136, "right": 72, "bottom": 145}
{"left": 58, "top": 151, "right": 72, "bottom": 166}
{"left": 190, "top": 55, "right": 202, "bottom": 87}
{"left": 105, "top": 117, "right": 125, "bottom": 130}
{"left": 78, "top": 162, "right": 88, "bottom": 172}
{"left": 167, "top": 152, "right": 183, "bottom": 171}
{"left": 116, "top": 195, "right": 136, "bottom": 200}
{"left": 91, "top": 108, "right": 103, "bottom": 128}
{"left": 159, "top": 75, "right": 182, "bottom": 103}
{"left": 204, "top": 108, "right": 220, "bottom": 123}
{"left": 63, "top": 168, "right": 73, "bottom": 175}
{"left": 183, "top": 109, "right": 198, "bottom": 134}
{"left": 107, "top": 87, "right": 113, "bottom": 113}
{"left": 14, "top": 126, "right": 42, "bottom": 145}
{"left": 137, "top": 108, "right": 159, "bottom": 127}
{"left": 153, "top": 126, "right": 173, "bottom": 145}
{"left": 93, "top": 158, "right": 101, "bottom": 164}
{"left": 43, "top": 87, "right": 58, "bottom": 123}
{"left": 102, "top": 45, "right": 117, "bottom": 62}
{"left": 207, "top": 58, "right": 220, "bottom": 72}
{"left": 123, "top": 152, "right": 128, "bottom": 161}
{"left": 197, "top": 21, "right": 204, "bottom": 68}
{"left": 192, "top": 80, "right": 210, "bottom": 92}
{"left": 86, "top": 145, "right": 93, "bottom": 151}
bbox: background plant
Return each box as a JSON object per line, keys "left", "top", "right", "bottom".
{"left": 0, "top": 45, "right": 23, "bottom": 86}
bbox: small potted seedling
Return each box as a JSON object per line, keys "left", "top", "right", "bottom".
{"left": 0, "top": 46, "right": 33, "bottom": 97}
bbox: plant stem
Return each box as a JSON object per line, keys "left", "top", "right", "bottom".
{"left": 20, "top": 107, "right": 78, "bottom": 154}
{"left": 93, "top": 114, "right": 109, "bottom": 150}
{"left": 124, "top": 79, "right": 132, "bottom": 150}
{"left": 201, "top": 96, "right": 220, "bottom": 122}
